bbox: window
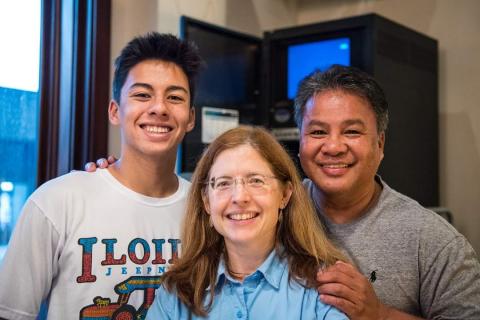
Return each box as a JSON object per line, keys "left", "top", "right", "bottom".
{"left": 0, "top": 0, "right": 111, "bottom": 262}
{"left": 0, "top": 0, "right": 42, "bottom": 259}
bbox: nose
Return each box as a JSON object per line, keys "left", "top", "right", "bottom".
{"left": 321, "top": 134, "right": 348, "bottom": 156}
{"left": 231, "top": 179, "right": 251, "bottom": 204}
{"left": 148, "top": 98, "right": 169, "bottom": 117}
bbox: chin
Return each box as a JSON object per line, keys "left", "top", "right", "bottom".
{"left": 225, "top": 234, "right": 256, "bottom": 246}
{"left": 315, "top": 180, "right": 352, "bottom": 196}
{"left": 141, "top": 143, "right": 178, "bottom": 156}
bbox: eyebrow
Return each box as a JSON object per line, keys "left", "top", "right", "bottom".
{"left": 343, "top": 119, "right": 366, "bottom": 127}
{"left": 166, "top": 85, "right": 189, "bottom": 94}
{"left": 305, "top": 119, "right": 366, "bottom": 127}
{"left": 128, "top": 82, "right": 153, "bottom": 92}
{"left": 128, "top": 83, "right": 189, "bottom": 94}
{"left": 212, "top": 172, "right": 269, "bottom": 179}
{"left": 305, "top": 119, "right": 328, "bottom": 127}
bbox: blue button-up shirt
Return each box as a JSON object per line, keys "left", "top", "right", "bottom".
{"left": 146, "top": 250, "right": 348, "bottom": 319}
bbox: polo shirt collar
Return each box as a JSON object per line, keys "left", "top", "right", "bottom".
{"left": 213, "top": 248, "right": 286, "bottom": 290}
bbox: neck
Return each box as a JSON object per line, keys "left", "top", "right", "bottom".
{"left": 316, "top": 179, "right": 381, "bottom": 224}
{"left": 108, "top": 150, "right": 179, "bottom": 198}
{"left": 225, "top": 239, "right": 274, "bottom": 281}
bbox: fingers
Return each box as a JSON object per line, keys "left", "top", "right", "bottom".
{"left": 84, "top": 156, "right": 117, "bottom": 172}
{"left": 107, "top": 155, "right": 117, "bottom": 164}
{"left": 319, "top": 292, "right": 356, "bottom": 317}
{"left": 318, "top": 261, "right": 363, "bottom": 283}
{"left": 332, "top": 261, "right": 361, "bottom": 277}
{"left": 96, "top": 158, "right": 109, "bottom": 169}
{"left": 318, "top": 281, "right": 357, "bottom": 303}
{"left": 318, "top": 280, "right": 375, "bottom": 319}
{"left": 317, "top": 262, "right": 384, "bottom": 319}
{"left": 84, "top": 162, "right": 97, "bottom": 172}
{"left": 317, "top": 262, "right": 357, "bottom": 284}
{"left": 316, "top": 273, "right": 358, "bottom": 315}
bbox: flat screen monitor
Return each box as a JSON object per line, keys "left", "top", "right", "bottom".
{"left": 182, "top": 17, "right": 260, "bottom": 107}
{"left": 287, "top": 37, "right": 351, "bottom": 99}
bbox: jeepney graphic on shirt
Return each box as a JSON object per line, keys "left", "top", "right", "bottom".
{"left": 77, "top": 236, "right": 181, "bottom": 320}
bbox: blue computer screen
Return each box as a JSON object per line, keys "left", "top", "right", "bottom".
{"left": 287, "top": 37, "right": 350, "bottom": 99}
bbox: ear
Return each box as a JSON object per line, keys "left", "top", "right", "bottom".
{"left": 108, "top": 100, "right": 121, "bottom": 125}
{"left": 201, "top": 190, "right": 211, "bottom": 215}
{"left": 378, "top": 132, "right": 385, "bottom": 161}
{"left": 186, "top": 107, "right": 195, "bottom": 133}
{"left": 281, "top": 181, "right": 293, "bottom": 209}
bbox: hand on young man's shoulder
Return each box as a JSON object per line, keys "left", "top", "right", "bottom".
{"left": 84, "top": 155, "right": 117, "bottom": 172}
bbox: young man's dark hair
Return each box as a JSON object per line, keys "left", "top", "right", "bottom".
{"left": 112, "top": 32, "right": 204, "bottom": 106}
{"left": 294, "top": 64, "right": 389, "bottom": 133}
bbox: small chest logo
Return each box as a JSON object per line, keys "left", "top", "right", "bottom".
{"left": 369, "top": 270, "right": 378, "bottom": 283}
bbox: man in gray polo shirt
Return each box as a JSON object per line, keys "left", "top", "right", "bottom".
{"left": 296, "top": 65, "right": 480, "bottom": 319}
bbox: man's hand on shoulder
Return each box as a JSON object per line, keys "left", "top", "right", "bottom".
{"left": 317, "top": 261, "right": 424, "bottom": 320}
{"left": 317, "top": 261, "right": 388, "bottom": 320}
{"left": 84, "top": 155, "right": 117, "bottom": 172}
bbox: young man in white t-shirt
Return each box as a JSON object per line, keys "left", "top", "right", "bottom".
{"left": 0, "top": 32, "right": 203, "bottom": 320}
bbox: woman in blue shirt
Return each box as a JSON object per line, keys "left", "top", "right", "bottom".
{"left": 146, "top": 126, "right": 348, "bottom": 319}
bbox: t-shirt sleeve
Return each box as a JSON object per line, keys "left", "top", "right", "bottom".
{"left": 420, "top": 233, "right": 480, "bottom": 318}
{"left": 0, "top": 199, "right": 60, "bottom": 320}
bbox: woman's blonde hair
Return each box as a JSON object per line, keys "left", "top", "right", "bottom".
{"left": 162, "top": 126, "right": 345, "bottom": 316}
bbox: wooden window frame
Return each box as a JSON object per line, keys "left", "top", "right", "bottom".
{"left": 38, "top": 0, "right": 111, "bottom": 185}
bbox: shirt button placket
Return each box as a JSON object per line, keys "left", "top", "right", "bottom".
{"left": 234, "top": 284, "right": 247, "bottom": 319}
{"left": 236, "top": 310, "right": 243, "bottom": 319}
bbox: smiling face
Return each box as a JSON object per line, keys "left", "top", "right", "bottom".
{"left": 299, "top": 89, "right": 384, "bottom": 199}
{"left": 109, "top": 59, "right": 195, "bottom": 160}
{"left": 203, "top": 145, "right": 292, "bottom": 251}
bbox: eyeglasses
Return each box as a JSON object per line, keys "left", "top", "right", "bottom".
{"left": 207, "top": 174, "right": 279, "bottom": 197}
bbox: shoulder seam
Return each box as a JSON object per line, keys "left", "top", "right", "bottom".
{"left": 27, "top": 198, "right": 62, "bottom": 237}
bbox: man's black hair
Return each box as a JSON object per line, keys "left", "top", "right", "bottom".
{"left": 112, "top": 32, "right": 203, "bottom": 106}
{"left": 294, "top": 65, "right": 389, "bottom": 133}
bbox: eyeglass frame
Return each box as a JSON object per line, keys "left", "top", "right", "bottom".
{"left": 205, "top": 173, "right": 281, "bottom": 196}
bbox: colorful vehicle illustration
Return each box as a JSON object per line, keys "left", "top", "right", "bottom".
{"left": 80, "top": 276, "right": 162, "bottom": 320}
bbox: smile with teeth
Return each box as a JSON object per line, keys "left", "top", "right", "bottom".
{"left": 227, "top": 212, "right": 259, "bottom": 221}
{"left": 321, "top": 163, "right": 350, "bottom": 168}
{"left": 143, "top": 125, "right": 171, "bottom": 133}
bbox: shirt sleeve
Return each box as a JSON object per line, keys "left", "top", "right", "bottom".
{"left": 0, "top": 200, "right": 60, "bottom": 320}
{"left": 318, "top": 305, "right": 349, "bottom": 320}
{"left": 315, "top": 296, "right": 349, "bottom": 319}
{"left": 420, "top": 233, "right": 480, "bottom": 318}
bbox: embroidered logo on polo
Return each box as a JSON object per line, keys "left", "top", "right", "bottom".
{"left": 369, "top": 269, "right": 378, "bottom": 283}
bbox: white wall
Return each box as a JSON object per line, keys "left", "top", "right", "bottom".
{"left": 109, "top": 0, "right": 480, "bottom": 253}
